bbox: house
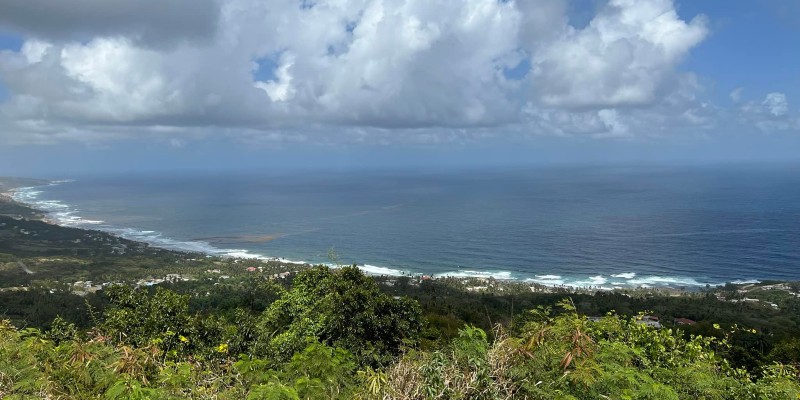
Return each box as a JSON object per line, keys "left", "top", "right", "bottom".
{"left": 247, "top": 267, "right": 257, "bottom": 272}
{"left": 638, "top": 315, "right": 662, "bottom": 329}
{"left": 673, "top": 318, "right": 697, "bottom": 326}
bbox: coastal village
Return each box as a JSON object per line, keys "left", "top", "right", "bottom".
{"left": 1, "top": 210, "right": 797, "bottom": 320}
{"left": 3, "top": 180, "right": 800, "bottom": 398}
{"left": 2, "top": 181, "right": 799, "bottom": 340}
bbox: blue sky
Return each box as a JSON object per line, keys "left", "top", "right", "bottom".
{"left": 675, "top": 1, "right": 800, "bottom": 103}
{"left": 0, "top": 0, "right": 798, "bottom": 175}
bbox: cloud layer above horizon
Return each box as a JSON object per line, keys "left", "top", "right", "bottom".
{"left": 0, "top": 0, "right": 796, "bottom": 146}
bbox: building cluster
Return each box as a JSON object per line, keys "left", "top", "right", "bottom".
{"left": 587, "top": 315, "right": 697, "bottom": 329}
{"left": 716, "top": 293, "right": 780, "bottom": 310}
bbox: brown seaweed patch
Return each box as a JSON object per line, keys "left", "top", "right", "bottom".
{"left": 193, "top": 234, "right": 280, "bottom": 244}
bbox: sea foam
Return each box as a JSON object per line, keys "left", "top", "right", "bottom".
{"left": 11, "top": 184, "right": 279, "bottom": 261}
{"left": 6, "top": 181, "right": 741, "bottom": 289}
{"left": 434, "top": 270, "right": 515, "bottom": 280}
{"left": 11, "top": 186, "right": 105, "bottom": 226}
{"left": 359, "top": 264, "right": 406, "bottom": 276}
{"left": 730, "top": 279, "right": 761, "bottom": 285}
{"left": 10, "top": 183, "right": 398, "bottom": 274}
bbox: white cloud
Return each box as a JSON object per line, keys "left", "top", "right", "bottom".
{"left": 20, "top": 40, "right": 52, "bottom": 64}
{"left": 58, "top": 38, "right": 179, "bottom": 121}
{"left": 597, "top": 109, "right": 630, "bottom": 137}
{"left": 738, "top": 91, "right": 798, "bottom": 132}
{"left": 522, "top": 73, "right": 717, "bottom": 138}
{"left": 0, "top": 0, "right": 717, "bottom": 144}
{"left": 168, "top": 138, "right": 185, "bottom": 148}
{"left": 763, "top": 92, "right": 789, "bottom": 117}
{"left": 730, "top": 87, "right": 743, "bottom": 103}
{"left": 530, "top": 0, "right": 708, "bottom": 108}
{"left": 256, "top": 53, "right": 296, "bottom": 102}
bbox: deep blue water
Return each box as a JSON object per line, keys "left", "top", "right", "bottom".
{"left": 12, "top": 165, "right": 800, "bottom": 288}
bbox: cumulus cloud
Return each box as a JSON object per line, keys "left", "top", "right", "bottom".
{"left": 762, "top": 92, "right": 789, "bottom": 117}
{"left": 0, "top": 0, "right": 714, "bottom": 144}
{"left": 253, "top": 0, "right": 526, "bottom": 127}
{"left": 737, "top": 91, "right": 798, "bottom": 132}
{"left": 523, "top": 73, "right": 717, "bottom": 137}
{"left": 530, "top": 0, "right": 708, "bottom": 108}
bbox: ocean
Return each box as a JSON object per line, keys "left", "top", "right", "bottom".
{"left": 11, "top": 165, "right": 800, "bottom": 289}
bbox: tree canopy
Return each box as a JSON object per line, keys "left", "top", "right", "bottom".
{"left": 255, "top": 265, "right": 423, "bottom": 366}
{"left": 1, "top": 268, "right": 799, "bottom": 399}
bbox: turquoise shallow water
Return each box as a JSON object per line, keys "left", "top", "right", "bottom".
{"left": 13, "top": 165, "right": 800, "bottom": 288}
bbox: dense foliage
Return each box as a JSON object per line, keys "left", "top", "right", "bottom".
{"left": 4, "top": 182, "right": 800, "bottom": 398}
{"left": 255, "top": 266, "right": 422, "bottom": 366}
{"left": 374, "top": 301, "right": 800, "bottom": 399}
{"left": 1, "top": 267, "right": 799, "bottom": 399}
{"left": 0, "top": 308, "right": 797, "bottom": 399}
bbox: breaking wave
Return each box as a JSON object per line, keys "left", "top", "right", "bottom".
{"left": 434, "top": 270, "right": 515, "bottom": 280}
{"left": 8, "top": 181, "right": 762, "bottom": 289}
{"left": 10, "top": 183, "right": 302, "bottom": 264}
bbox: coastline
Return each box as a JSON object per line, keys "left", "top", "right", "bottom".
{"left": 3, "top": 180, "right": 311, "bottom": 264}
{"left": 0, "top": 177, "right": 48, "bottom": 204}
{"left": 0, "top": 177, "right": 51, "bottom": 221}
{"left": 0, "top": 177, "right": 786, "bottom": 291}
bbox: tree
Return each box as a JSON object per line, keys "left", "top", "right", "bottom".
{"left": 256, "top": 266, "right": 422, "bottom": 366}
{"left": 370, "top": 301, "right": 800, "bottom": 399}
{"left": 101, "top": 285, "right": 194, "bottom": 356}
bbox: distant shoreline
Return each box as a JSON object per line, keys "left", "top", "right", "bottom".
{"left": 0, "top": 183, "right": 691, "bottom": 295}
{"left": 0, "top": 177, "right": 49, "bottom": 200}
{"left": 0, "top": 178, "right": 320, "bottom": 283}
{"left": 1, "top": 176, "right": 792, "bottom": 292}
{"left": 3, "top": 179, "right": 315, "bottom": 263}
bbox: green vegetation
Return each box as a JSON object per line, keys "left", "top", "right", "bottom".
{"left": 2, "top": 288, "right": 799, "bottom": 399}
{"left": 0, "top": 178, "right": 48, "bottom": 220}
{"left": 1, "top": 190, "right": 800, "bottom": 398}
{"left": 375, "top": 301, "right": 800, "bottom": 399}
{"left": 254, "top": 266, "right": 422, "bottom": 366}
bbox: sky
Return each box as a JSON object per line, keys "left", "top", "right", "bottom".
{"left": 0, "top": 0, "right": 798, "bottom": 176}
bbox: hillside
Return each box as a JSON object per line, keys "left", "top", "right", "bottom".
{"left": 0, "top": 188, "right": 799, "bottom": 399}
